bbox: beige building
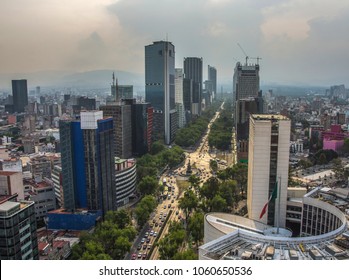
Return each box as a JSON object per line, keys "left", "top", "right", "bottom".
{"left": 247, "top": 114, "right": 291, "bottom": 228}
{"left": 0, "top": 171, "right": 24, "bottom": 200}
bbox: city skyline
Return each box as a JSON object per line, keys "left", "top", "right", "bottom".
{"left": 1, "top": 0, "right": 349, "bottom": 88}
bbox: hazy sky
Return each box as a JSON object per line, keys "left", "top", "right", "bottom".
{"left": 1, "top": 0, "right": 349, "bottom": 86}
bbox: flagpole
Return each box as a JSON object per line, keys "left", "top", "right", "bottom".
{"left": 277, "top": 176, "right": 281, "bottom": 234}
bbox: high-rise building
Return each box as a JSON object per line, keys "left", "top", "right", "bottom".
{"left": 233, "top": 62, "right": 260, "bottom": 102}
{"left": 12, "top": 79, "right": 28, "bottom": 113}
{"left": 175, "top": 68, "right": 186, "bottom": 128}
{"left": 208, "top": 65, "right": 217, "bottom": 95}
{"left": 235, "top": 94, "right": 264, "bottom": 141}
{"left": 183, "top": 78, "right": 193, "bottom": 113}
{"left": 122, "top": 99, "right": 153, "bottom": 157}
{"left": 184, "top": 57, "right": 203, "bottom": 115}
{"left": 0, "top": 196, "right": 38, "bottom": 259}
{"left": 59, "top": 119, "right": 87, "bottom": 210}
{"left": 145, "top": 41, "right": 176, "bottom": 144}
{"left": 247, "top": 114, "right": 291, "bottom": 228}
{"left": 100, "top": 103, "right": 132, "bottom": 159}
{"left": 81, "top": 111, "right": 116, "bottom": 215}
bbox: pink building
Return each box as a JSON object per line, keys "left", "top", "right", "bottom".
{"left": 323, "top": 138, "right": 344, "bottom": 153}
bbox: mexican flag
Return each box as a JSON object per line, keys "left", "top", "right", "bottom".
{"left": 259, "top": 183, "right": 278, "bottom": 219}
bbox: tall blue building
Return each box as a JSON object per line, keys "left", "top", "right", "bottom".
{"left": 81, "top": 111, "right": 116, "bottom": 215}
{"left": 145, "top": 40, "right": 176, "bottom": 145}
{"left": 59, "top": 119, "right": 87, "bottom": 210}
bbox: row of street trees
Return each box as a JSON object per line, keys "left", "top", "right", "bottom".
{"left": 174, "top": 101, "right": 222, "bottom": 148}
{"left": 134, "top": 142, "right": 185, "bottom": 228}
{"left": 208, "top": 98, "right": 233, "bottom": 150}
{"left": 162, "top": 163, "right": 248, "bottom": 256}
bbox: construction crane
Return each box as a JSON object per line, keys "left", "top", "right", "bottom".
{"left": 237, "top": 43, "right": 249, "bottom": 65}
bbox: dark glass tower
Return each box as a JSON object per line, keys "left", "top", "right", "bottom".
{"left": 145, "top": 41, "right": 176, "bottom": 144}
{"left": 12, "top": 79, "right": 28, "bottom": 113}
{"left": 184, "top": 57, "right": 203, "bottom": 115}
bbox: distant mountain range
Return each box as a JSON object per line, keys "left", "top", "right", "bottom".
{"left": 0, "top": 69, "right": 145, "bottom": 91}
{"left": 0, "top": 69, "right": 329, "bottom": 97}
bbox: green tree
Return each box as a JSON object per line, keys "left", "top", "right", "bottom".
{"left": 199, "top": 177, "right": 219, "bottom": 200}
{"left": 188, "top": 174, "right": 200, "bottom": 190}
{"left": 219, "top": 180, "right": 237, "bottom": 206}
{"left": 134, "top": 195, "right": 157, "bottom": 227}
{"left": 298, "top": 159, "right": 313, "bottom": 169}
{"left": 104, "top": 209, "right": 131, "bottom": 229}
{"left": 173, "top": 249, "right": 197, "bottom": 260}
{"left": 318, "top": 153, "right": 327, "bottom": 165}
{"left": 151, "top": 141, "right": 165, "bottom": 155}
{"left": 210, "top": 194, "right": 227, "bottom": 212}
{"left": 80, "top": 240, "right": 109, "bottom": 260}
{"left": 137, "top": 176, "right": 159, "bottom": 195}
{"left": 209, "top": 159, "right": 218, "bottom": 173}
{"left": 178, "top": 190, "right": 198, "bottom": 226}
{"left": 188, "top": 211, "right": 204, "bottom": 247}
{"left": 158, "top": 222, "right": 186, "bottom": 260}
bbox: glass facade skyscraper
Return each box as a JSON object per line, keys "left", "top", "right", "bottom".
{"left": 184, "top": 57, "right": 203, "bottom": 115}
{"left": 145, "top": 41, "right": 176, "bottom": 144}
{"left": 11, "top": 79, "right": 28, "bottom": 113}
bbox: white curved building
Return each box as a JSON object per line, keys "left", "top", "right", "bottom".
{"left": 199, "top": 187, "right": 349, "bottom": 260}
{"left": 115, "top": 158, "right": 137, "bottom": 208}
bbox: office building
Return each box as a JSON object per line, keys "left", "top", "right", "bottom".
{"left": 235, "top": 94, "right": 264, "bottom": 141}
{"left": 175, "top": 69, "right": 186, "bottom": 128}
{"left": 123, "top": 99, "right": 153, "bottom": 157}
{"left": 184, "top": 57, "right": 203, "bottom": 115}
{"left": 183, "top": 78, "right": 193, "bottom": 123}
{"left": 12, "top": 79, "right": 28, "bottom": 113}
{"left": 100, "top": 103, "right": 132, "bottom": 159}
{"left": 23, "top": 178, "right": 57, "bottom": 221}
{"left": 247, "top": 114, "right": 291, "bottom": 227}
{"left": 59, "top": 119, "right": 87, "bottom": 210}
{"left": 233, "top": 62, "right": 260, "bottom": 102}
{"left": 145, "top": 41, "right": 176, "bottom": 144}
{"left": 0, "top": 196, "right": 38, "bottom": 260}
{"left": 51, "top": 165, "right": 63, "bottom": 208}
{"left": 81, "top": 111, "right": 116, "bottom": 215}
{"left": 208, "top": 65, "right": 217, "bottom": 95}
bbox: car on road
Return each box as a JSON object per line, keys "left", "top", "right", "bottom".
{"left": 138, "top": 253, "right": 142, "bottom": 259}
{"left": 142, "top": 253, "right": 147, "bottom": 259}
{"left": 154, "top": 232, "right": 157, "bottom": 237}
{"left": 131, "top": 253, "right": 137, "bottom": 260}
{"left": 164, "top": 205, "right": 166, "bottom": 209}
{"left": 137, "top": 244, "right": 142, "bottom": 250}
